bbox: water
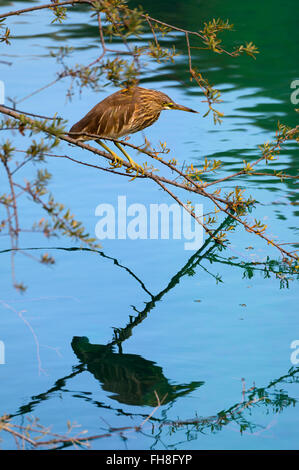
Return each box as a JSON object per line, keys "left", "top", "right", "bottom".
{"left": 0, "top": 0, "right": 298, "bottom": 450}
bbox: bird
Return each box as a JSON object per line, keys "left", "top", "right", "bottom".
{"left": 69, "top": 86, "right": 198, "bottom": 172}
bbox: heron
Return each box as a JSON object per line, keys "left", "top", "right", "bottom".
{"left": 69, "top": 86, "right": 198, "bottom": 172}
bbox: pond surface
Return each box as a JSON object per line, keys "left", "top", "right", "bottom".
{"left": 0, "top": 0, "right": 298, "bottom": 450}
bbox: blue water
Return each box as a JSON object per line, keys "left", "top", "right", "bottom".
{"left": 0, "top": 0, "right": 298, "bottom": 450}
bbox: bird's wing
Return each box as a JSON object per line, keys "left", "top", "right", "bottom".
{"left": 69, "top": 89, "right": 137, "bottom": 139}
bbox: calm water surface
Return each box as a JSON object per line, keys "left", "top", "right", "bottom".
{"left": 0, "top": 0, "right": 298, "bottom": 450}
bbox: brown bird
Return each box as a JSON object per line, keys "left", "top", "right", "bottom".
{"left": 69, "top": 86, "right": 198, "bottom": 171}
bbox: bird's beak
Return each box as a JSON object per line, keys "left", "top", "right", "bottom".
{"left": 173, "top": 103, "right": 198, "bottom": 113}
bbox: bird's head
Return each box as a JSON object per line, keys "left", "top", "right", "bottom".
{"left": 158, "top": 91, "right": 198, "bottom": 114}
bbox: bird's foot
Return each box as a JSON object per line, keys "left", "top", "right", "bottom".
{"left": 125, "top": 160, "right": 144, "bottom": 180}
{"left": 113, "top": 141, "right": 144, "bottom": 178}
{"left": 110, "top": 155, "right": 125, "bottom": 169}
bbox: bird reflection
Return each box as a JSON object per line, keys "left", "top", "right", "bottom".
{"left": 71, "top": 336, "right": 204, "bottom": 407}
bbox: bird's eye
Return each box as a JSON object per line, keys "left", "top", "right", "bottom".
{"left": 165, "top": 102, "right": 174, "bottom": 108}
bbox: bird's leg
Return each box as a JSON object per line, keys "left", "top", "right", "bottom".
{"left": 96, "top": 140, "right": 124, "bottom": 168}
{"left": 114, "top": 141, "right": 144, "bottom": 174}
